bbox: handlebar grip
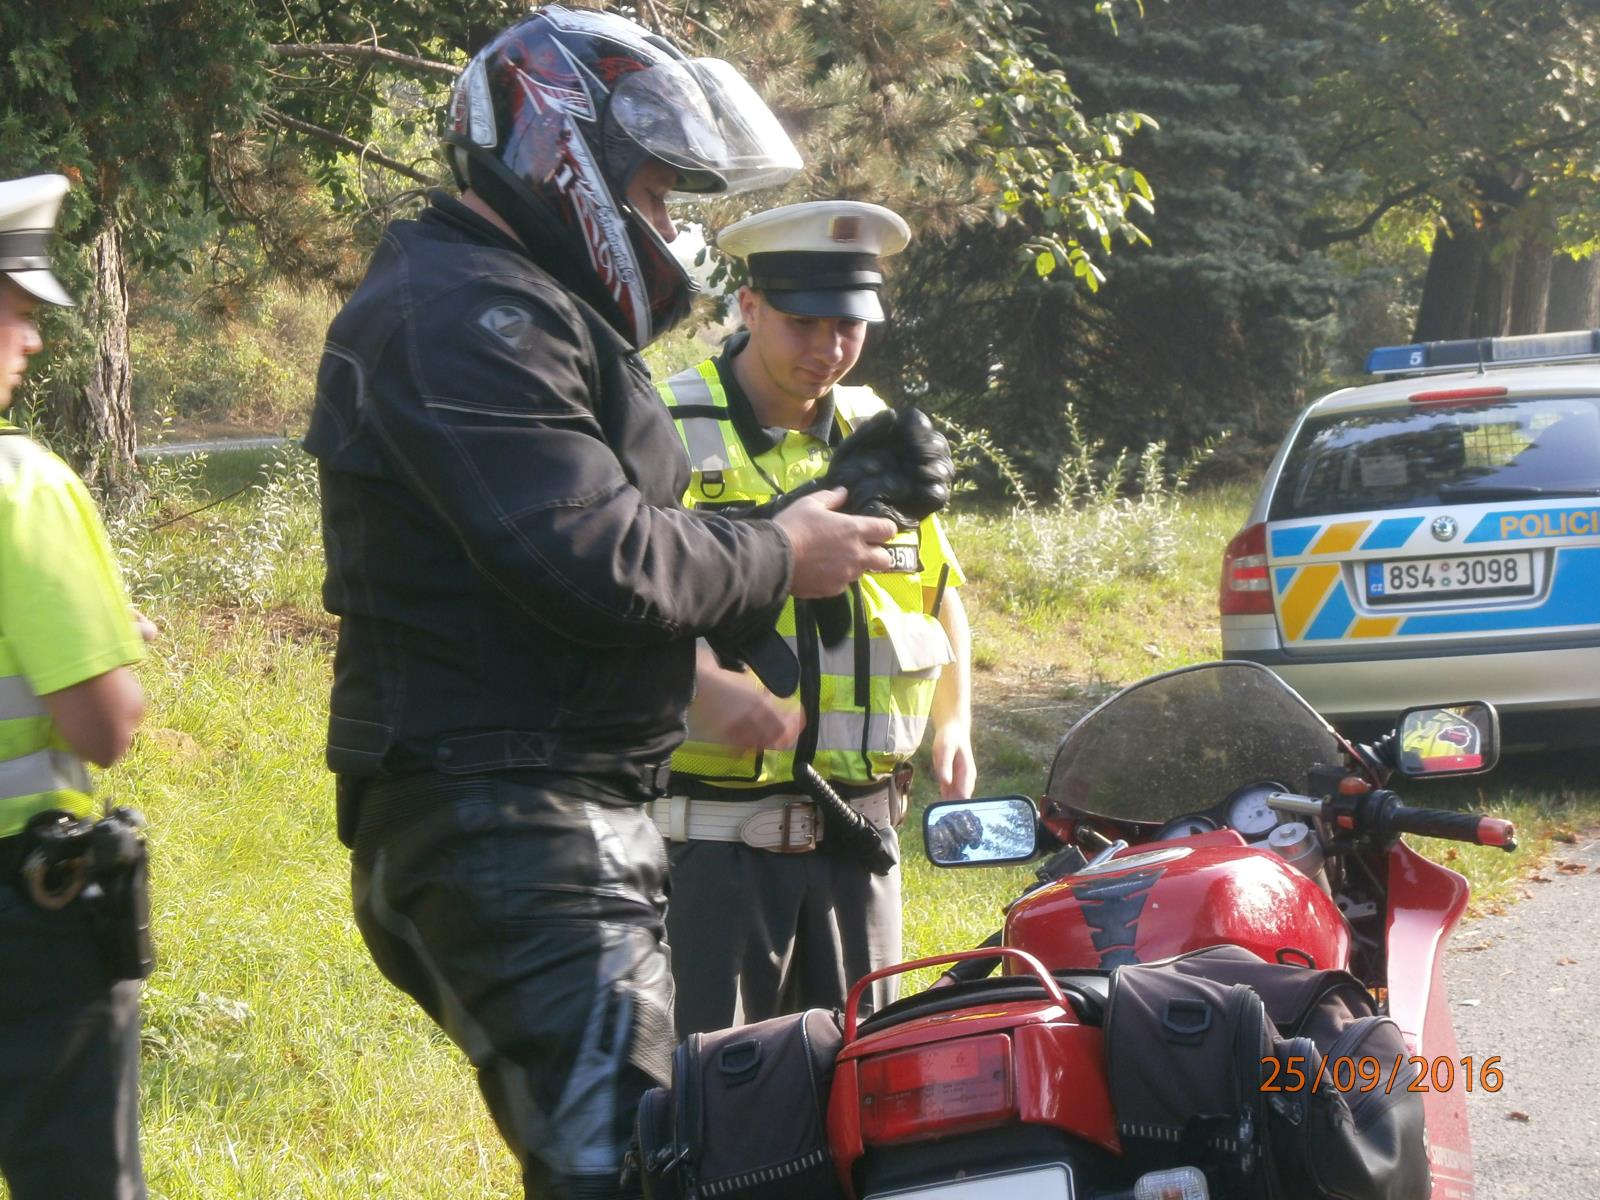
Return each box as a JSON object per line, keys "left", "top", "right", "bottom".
{"left": 1389, "top": 806, "right": 1517, "bottom": 850}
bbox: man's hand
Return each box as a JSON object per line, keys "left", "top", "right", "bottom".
{"left": 689, "top": 644, "right": 803, "bottom": 750}
{"left": 932, "top": 723, "right": 977, "bottom": 801}
{"left": 131, "top": 609, "right": 158, "bottom": 644}
{"left": 774, "top": 487, "right": 896, "bottom": 599}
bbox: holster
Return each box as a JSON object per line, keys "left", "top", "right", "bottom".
{"left": 18, "top": 808, "right": 155, "bottom": 981}
{"left": 89, "top": 845, "right": 155, "bottom": 982}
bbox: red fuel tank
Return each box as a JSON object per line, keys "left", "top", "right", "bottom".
{"left": 1005, "top": 831, "right": 1351, "bottom": 972}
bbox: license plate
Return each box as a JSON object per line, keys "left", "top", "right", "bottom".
{"left": 1365, "top": 553, "right": 1534, "bottom": 603}
{"left": 867, "top": 1164, "right": 1074, "bottom": 1200}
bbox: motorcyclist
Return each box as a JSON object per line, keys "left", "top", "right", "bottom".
{"left": 303, "top": 9, "right": 896, "bottom": 1197}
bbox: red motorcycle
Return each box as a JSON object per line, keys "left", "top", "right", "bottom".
{"left": 825, "top": 661, "right": 1514, "bottom": 1200}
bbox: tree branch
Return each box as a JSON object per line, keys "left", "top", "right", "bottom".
{"left": 269, "top": 42, "right": 458, "bottom": 76}
{"left": 260, "top": 107, "right": 438, "bottom": 184}
{"left": 1302, "top": 179, "right": 1437, "bottom": 249}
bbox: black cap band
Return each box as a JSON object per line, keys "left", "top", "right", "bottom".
{"left": 0, "top": 229, "right": 51, "bottom": 273}
{"left": 747, "top": 250, "right": 882, "bottom": 295}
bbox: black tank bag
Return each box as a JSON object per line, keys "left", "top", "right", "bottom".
{"left": 633, "top": 1008, "right": 845, "bottom": 1200}
{"left": 1104, "top": 945, "right": 1431, "bottom": 1200}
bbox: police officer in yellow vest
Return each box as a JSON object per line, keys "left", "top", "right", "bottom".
{"left": 655, "top": 201, "right": 975, "bottom": 1033}
{"left": 0, "top": 174, "right": 152, "bottom": 1199}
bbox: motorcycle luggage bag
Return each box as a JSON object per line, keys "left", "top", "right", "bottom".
{"left": 634, "top": 1008, "right": 845, "bottom": 1200}
{"left": 1104, "top": 946, "right": 1430, "bottom": 1200}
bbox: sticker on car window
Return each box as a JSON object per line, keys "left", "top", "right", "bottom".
{"left": 1359, "top": 454, "right": 1408, "bottom": 488}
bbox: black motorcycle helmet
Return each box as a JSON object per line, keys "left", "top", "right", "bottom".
{"left": 444, "top": 5, "right": 801, "bottom": 348}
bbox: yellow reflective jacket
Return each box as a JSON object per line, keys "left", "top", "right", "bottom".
{"left": 658, "top": 355, "right": 962, "bottom": 787}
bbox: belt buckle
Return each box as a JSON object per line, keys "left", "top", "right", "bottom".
{"left": 775, "top": 799, "right": 818, "bottom": 853}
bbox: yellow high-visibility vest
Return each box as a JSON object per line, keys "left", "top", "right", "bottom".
{"left": 658, "top": 360, "right": 958, "bottom": 787}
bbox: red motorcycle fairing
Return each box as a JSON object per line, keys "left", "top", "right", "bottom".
{"left": 1003, "top": 830, "right": 1352, "bottom": 974}
{"left": 1384, "top": 841, "right": 1475, "bottom": 1200}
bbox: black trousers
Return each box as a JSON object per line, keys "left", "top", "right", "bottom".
{"left": 666, "top": 831, "right": 902, "bottom": 1037}
{"left": 349, "top": 771, "right": 674, "bottom": 1200}
{"left": 0, "top": 882, "right": 145, "bottom": 1200}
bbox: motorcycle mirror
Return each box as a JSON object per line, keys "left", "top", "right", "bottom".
{"left": 1394, "top": 701, "right": 1500, "bottom": 778}
{"left": 922, "top": 796, "right": 1038, "bottom": 867}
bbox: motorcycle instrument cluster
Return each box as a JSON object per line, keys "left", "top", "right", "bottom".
{"left": 1149, "top": 780, "right": 1290, "bottom": 842}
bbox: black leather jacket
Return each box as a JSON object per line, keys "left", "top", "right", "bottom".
{"left": 305, "top": 193, "right": 791, "bottom": 786}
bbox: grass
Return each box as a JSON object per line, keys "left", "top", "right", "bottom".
{"left": 19, "top": 445, "right": 1595, "bottom": 1199}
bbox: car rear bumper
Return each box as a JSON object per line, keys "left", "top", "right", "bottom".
{"left": 1221, "top": 617, "right": 1600, "bottom": 722}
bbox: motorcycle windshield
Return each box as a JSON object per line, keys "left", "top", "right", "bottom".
{"left": 1043, "top": 661, "right": 1347, "bottom": 825}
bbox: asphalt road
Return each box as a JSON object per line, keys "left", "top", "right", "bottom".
{"left": 1448, "top": 831, "right": 1600, "bottom": 1194}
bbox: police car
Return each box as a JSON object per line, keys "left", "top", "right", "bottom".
{"left": 1221, "top": 329, "right": 1600, "bottom": 745}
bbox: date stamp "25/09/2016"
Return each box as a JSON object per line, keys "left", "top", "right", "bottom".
{"left": 1260, "top": 1055, "right": 1504, "bottom": 1095}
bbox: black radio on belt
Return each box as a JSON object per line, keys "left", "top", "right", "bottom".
{"left": 19, "top": 807, "right": 155, "bottom": 981}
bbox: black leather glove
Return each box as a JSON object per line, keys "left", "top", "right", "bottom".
{"left": 820, "top": 407, "right": 954, "bottom": 530}
{"left": 704, "top": 407, "right": 955, "bottom": 679}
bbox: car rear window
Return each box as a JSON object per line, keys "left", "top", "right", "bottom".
{"left": 1269, "top": 394, "right": 1600, "bottom": 521}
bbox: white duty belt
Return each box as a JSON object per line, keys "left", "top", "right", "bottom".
{"left": 650, "top": 780, "right": 901, "bottom": 853}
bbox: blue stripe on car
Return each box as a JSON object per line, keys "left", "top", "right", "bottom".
{"left": 1270, "top": 525, "right": 1320, "bottom": 557}
{"left": 1305, "top": 578, "right": 1358, "bottom": 640}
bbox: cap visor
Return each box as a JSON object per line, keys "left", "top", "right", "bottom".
{"left": 7, "top": 269, "right": 74, "bottom": 307}
{"left": 763, "top": 287, "right": 884, "bottom": 323}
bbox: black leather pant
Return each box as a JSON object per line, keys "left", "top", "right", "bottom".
{"left": 0, "top": 880, "right": 145, "bottom": 1200}
{"left": 349, "top": 770, "right": 674, "bottom": 1200}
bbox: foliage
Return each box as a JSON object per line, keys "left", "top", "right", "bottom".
{"left": 106, "top": 447, "right": 321, "bottom": 612}
{"left": 128, "top": 279, "right": 336, "bottom": 433}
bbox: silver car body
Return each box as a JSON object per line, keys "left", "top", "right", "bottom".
{"left": 1223, "top": 345, "right": 1600, "bottom": 739}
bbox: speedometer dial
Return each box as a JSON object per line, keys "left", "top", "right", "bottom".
{"left": 1155, "top": 815, "right": 1218, "bottom": 841}
{"left": 1225, "top": 781, "right": 1287, "bottom": 837}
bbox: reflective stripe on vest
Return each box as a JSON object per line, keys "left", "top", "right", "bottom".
{"left": 661, "top": 361, "right": 754, "bottom": 476}
{"left": 0, "top": 674, "right": 45, "bottom": 721}
{"left": 0, "top": 747, "right": 91, "bottom": 805}
{"left": 658, "top": 364, "right": 947, "bottom": 784}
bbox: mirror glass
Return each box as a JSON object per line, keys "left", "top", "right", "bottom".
{"left": 923, "top": 797, "right": 1038, "bottom": 866}
{"left": 1396, "top": 702, "right": 1499, "bottom": 776}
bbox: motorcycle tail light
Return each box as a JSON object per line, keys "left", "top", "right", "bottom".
{"left": 1220, "top": 522, "right": 1273, "bottom": 615}
{"left": 858, "top": 1033, "right": 1015, "bottom": 1144}
{"left": 1132, "top": 1166, "right": 1208, "bottom": 1200}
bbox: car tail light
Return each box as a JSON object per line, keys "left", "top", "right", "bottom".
{"left": 1220, "top": 522, "right": 1273, "bottom": 616}
{"left": 858, "top": 1033, "right": 1015, "bottom": 1144}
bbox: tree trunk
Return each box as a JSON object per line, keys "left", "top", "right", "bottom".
{"left": 1507, "top": 236, "right": 1553, "bottom": 335}
{"left": 61, "top": 221, "right": 137, "bottom": 493}
{"left": 1413, "top": 224, "right": 1483, "bottom": 341}
{"left": 1547, "top": 254, "right": 1600, "bottom": 331}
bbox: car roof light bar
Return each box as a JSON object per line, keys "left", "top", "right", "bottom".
{"left": 1367, "top": 329, "right": 1600, "bottom": 376}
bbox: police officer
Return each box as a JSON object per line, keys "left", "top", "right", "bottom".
{"left": 0, "top": 174, "right": 151, "bottom": 1199}
{"left": 656, "top": 200, "right": 976, "bottom": 1034}
{"left": 304, "top": 9, "right": 896, "bottom": 1198}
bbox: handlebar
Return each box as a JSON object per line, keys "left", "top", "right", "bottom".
{"left": 1383, "top": 805, "right": 1517, "bottom": 850}
{"left": 1269, "top": 788, "right": 1516, "bottom": 853}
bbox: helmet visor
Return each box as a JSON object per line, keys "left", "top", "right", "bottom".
{"left": 608, "top": 57, "right": 802, "bottom": 198}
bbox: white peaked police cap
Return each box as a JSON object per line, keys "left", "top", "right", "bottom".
{"left": 717, "top": 200, "right": 911, "bottom": 323}
{"left": 0, "top": 174, "right": 73, "bottom": 307}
